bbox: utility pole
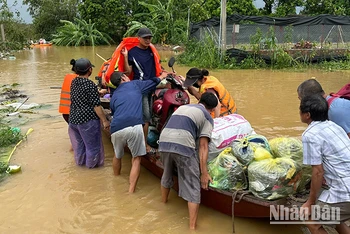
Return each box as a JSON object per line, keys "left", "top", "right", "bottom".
{"left": 220, "top": 0, "right": 227, "bottom": 53}
{"left": 0, "top": 24, "right": 5, "bottom": 42}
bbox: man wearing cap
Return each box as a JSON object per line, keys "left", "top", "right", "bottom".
{"left": 109, "top": 71, "right": 167, "bottom": 193}
{"left": 69, "top": 58, "right": 110, "bottom": 168}
{"left": 121, "top": 27, "right": 162, "bottom": 153}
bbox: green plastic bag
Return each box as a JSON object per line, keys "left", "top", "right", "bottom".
{"left": 208, "top": 148, "right": 247, "bottom": 191}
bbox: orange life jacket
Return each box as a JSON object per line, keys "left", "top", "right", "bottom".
{"left": 58, "top": 73, "right": 77, "bottom": 114}
{"left": 199, "top": 76, "right": 237, "bottom": 117}
{"left": 97, "top": 37, "right": 162, "bottom": 86}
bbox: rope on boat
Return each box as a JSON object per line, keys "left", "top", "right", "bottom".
{"left": 231, "top": 190, "right": 251, "bottom": 234}
{"left": 288, "top": 194, "right": 308, "bottom": 203}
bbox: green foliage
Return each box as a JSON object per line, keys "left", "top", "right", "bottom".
{"left": 0, "top": 0, "right": 34, "bottom": 50}
{"left": 0, "top": 126, "right": 22, "bottom": 148}
{"left": 51, "top": 18, "right": 114, "bottom": 46}
{"left": 78, "top": 0, "right": 129, "bottom": 42}
{"left": 316, "top": 58, "right": 350, "bottom": 71}
{"left": 239, "top": 56, "right": 267, "bottom": 69}
{"left": 130, "top": 0, "right": 175, "bottom": 44}
{"left": 177, "top": 31, "right": 223, "bottom": 69}
{"left": 273, "top": 0, "right": 303, "bottom": 16}
{"left": 302, "top": 0, "right": 350, "bottom": 15}
{"left": 284, "top": 26, "right": 293, "bottom": 44}
{"left": 23, "top": 0, "right": 79, "bottom": 40}
{"left": 191, "top": 0, "right": 258, "bottom": 21}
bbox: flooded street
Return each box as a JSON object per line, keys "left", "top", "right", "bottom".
{"left": 0, "top": 46, "right": 349, "bottom": 234}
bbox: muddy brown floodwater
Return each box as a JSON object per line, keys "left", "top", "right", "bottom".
{"left": 0, "top": 46, "right": 349, "bottom": 234}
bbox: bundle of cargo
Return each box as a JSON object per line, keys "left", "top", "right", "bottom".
{"left": 269, "top": 137, "right": 311, "bottom": 192}
{"left": 208, "top": 148, "right": 247, "bottom": 192}
{"left": 247, "top": 146, "right": 303, "bottom": 200}
{"left": 208, "top": 114, "right": 254, "bottom": 161}
{"left": 231, "top": 134, "right": 270, "bottom": 166}
{"left": 247, "top": 137, "right": 310, "bottom": 200}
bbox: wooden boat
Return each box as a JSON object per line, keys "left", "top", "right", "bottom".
{"left": 30, "top": 43, "right": 53, "bottom": 48}
{"left": 100, "top": 99, "right": 306, "bottom": 218}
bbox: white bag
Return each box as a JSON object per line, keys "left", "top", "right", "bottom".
{"left": 208, "top": 114, "right": 254, "bottom": 161}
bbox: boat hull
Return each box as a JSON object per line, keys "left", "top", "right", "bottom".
{"left": 30, "top": 43, "right": 53, "bottom": 47}
{"left": 140, "top": 154, "right": 289, "bottom": 218}
{"left": 100, "top": 99, "right": 303, "bottom": 218}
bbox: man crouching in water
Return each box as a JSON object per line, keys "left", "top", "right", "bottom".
{"left": 109, "top": 71, "right": 167, "bottom": 193}
{"left": 158, "top": 92, "right": 218, "bottom": 229}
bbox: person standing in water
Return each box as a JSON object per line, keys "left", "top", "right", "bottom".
{"left": 159, "top": 92, "right": 218, "bottom": 230}
{"left": 109, "top": 71, "right": 167, "bottom": 193}
{"left": 68, "top": 58, "right": 110, "bottom": 168}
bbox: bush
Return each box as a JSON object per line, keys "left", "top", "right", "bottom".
{"left": 0, "top": 126, "right": 23, "bottom": 147}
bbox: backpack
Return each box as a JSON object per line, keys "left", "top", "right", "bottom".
{"left": 327, "top": 83, "right": 350, "bottom": 106}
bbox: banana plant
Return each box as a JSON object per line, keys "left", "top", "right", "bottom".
{"left": 51, "top": 18, "right": 114, "bottom": 46}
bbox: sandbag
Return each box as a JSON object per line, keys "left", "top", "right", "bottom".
{"left": 231, "top": 134, "right": 270, "bottom": 166}
{"left": 248, "top": 155, "right": 302, "bottom": 200}
{"left": 208, "top": 148, "right": 247, "bottom": 191}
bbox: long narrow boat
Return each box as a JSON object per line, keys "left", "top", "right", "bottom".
{"left": 30, "top": 43, "right": 53, "bottom": 48}
{"left": 100, "top": 99, "right": 306, "bottom": 218}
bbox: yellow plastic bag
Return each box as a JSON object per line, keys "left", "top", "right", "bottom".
{"left": 248, "top": 157, "right": 302, "bottom": 200}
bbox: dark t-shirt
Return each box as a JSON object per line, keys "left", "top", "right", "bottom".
{"left": 69, "top": 77, "right": 101, "bottom": 124}
{"left": 128, "top": 46, "right": 156, "bottom": 80}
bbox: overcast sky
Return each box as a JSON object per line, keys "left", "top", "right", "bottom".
{"left": 7, "top": 0, "right": 266, "bottom": 24}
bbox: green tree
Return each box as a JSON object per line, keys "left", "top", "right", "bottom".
{"left": 78, "top": 0, "right": 129, "bottom": 43}
{"left": 23, "top": 0, "right": 78, "bottom": 40}
{"left": 0, "top": 0, "right": 34, "bottom": 50}
{"left": 274, "top": 0, "right": 303, "bottom": 16}
{"left": 302, "top": 0, "right": 350, "bottom": 15}
{"left": 190, "top": 0, "right": 258, "bottom": 21}
{"left": 51, "top": 18, "right": 114, "bottom": 46}
{"left": 261, "top": 0, "right": 274, "bottom": 15}
{"left": 125, "top": 0, "right": 187, "bottom": 44}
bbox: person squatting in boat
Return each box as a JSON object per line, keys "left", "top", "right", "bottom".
{"left": 183, "top": 68, "right": 237, "bottom": 118}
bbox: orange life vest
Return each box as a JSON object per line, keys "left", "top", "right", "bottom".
{"left": 97, "top": 37, "right": 162, "bottom": 86}
{"left": 58, "top": 73, "right": 77, "bottom": 114}
{"left": 199, "top": 76, "right": 236, "bottom": 117}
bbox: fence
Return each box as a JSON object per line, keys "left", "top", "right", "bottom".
{"left": 191, "top": 23, "right": 350, "bottom": 50}
{"left": 190, "top": 14, "right": 350, "bottom": 51}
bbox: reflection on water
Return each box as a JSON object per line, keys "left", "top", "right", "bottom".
{"left": 0, "top": 46, "right": 349, "bottom": 234}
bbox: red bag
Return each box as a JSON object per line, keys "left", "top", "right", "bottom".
{"left": 327, "top": 83, "right": 350, "bottom": 106}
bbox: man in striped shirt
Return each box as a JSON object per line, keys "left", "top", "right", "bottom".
{"left": 300, "top": 95, "right": 350, "bottom": 234}
{"left": 158, "top": 92, "right": 218, "bottom": 230}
